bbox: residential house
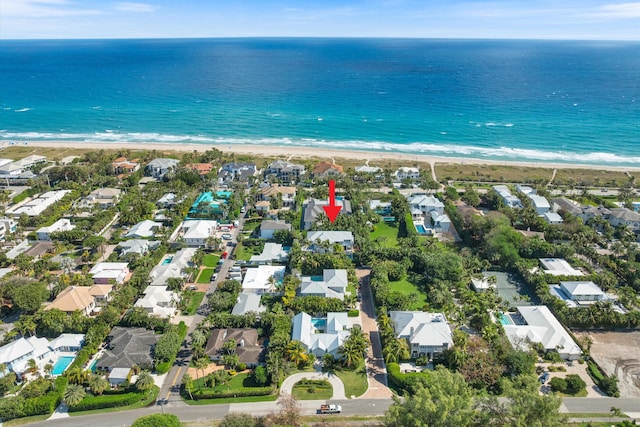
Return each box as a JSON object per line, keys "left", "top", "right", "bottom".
{"left": 543, "top": 212, "right": 564, "bottom": 224}
{"left": 291, "top": 312, "right": 351, "bottom": 357}
{"left": 45, "top": 285, "right": 114, "bottom": 315}
{"left": 549, "top": 281, "right": 608, "bottom": 308}
{"left": 181, "top": 220, "right": 218, "bottom": 247}
{"left": 23, "top": 241, "right": 54, "bottom": 259}
{"left": 516, "top": 185, "right": 536, "bottom": 195}
{"left": 302, "top": 198, "right": 352, "bottom": 230}
{"left": 551, "top": 198, "right": 582, "bottom": 216}
{"left": 394, "top": 167, "right": 420, "bottom": 181}
{"left": 0, "top": 155, "right": 46, "bottom": 176}
{"left": 259, "top": 220, "right": 292, "bottom": 239}
{"left": 369, "top": 200, "right": 392, "bottom": 215}
{"left": 527, "top": 194, "right": 551, "bottom": 215}
{"left": 134, "top": 286, "right": 178, "bottom": 318}
{"left": 502, "top": 306, "right": 581, "bottom": 360}
{"left": 354, "top": 165, "right": 382, "bottom": 174}
{"left": 81, "top": 188, "right": 122, "bottom": 208}
{"left": 205, "top": 328, "right": 265, "bottom": 368}
{"left": 255, "top": 200, "right": 272, "bottom": 215}
{"left": 492, "top": 185, "right": 522, "bottom": 208}
{"left": 0, "top": 336, "right": 51, "bottom": 377}
{"left": 186, "top": 163, "right": 214, "bottom": 176}
{"left": 117, "top": 239, "right": 161, "bottom": 258}
{"left": 157, "top": 193, "right": 179, "bottom": 209}
{"left": 48, "top": 334, "right": 85, "bottom": 352}
{"left": 96, "top": 327, "right": 159, "bottom": 372}
{"left": 307, "top": 230, "right": 354, "bottom": 254}
{"left": 112, "top": 157, "right": 140, "bottom": 175}
{"left": 36, "top": 218, "right": 75, "bottom": 241}
{"left": 264, "top": 160, "right": 305, "bottom": 184}
{"left": 145, "top": 158, "right": 179, "bottom": 179}
{"left": 430, "top": 211, "right": 451, "bottom": 232}
{"left": 408, "top": 194, "right": 445, "bottom": 218}
{"left": 538, "top": 258, "right": 583, "bottom": 276}
{"left": 578, "top": 206, "right": 611, "bottom": 224}
{"left": 390, "top": 311, "right": 453, "bottom": 360}
{"left": 608, "top": 208, "right": 640, "bottom": 232}
{"left": 232, "top": 293, "right": 266, "bottom": 316}
{"left": 6, "top": 190, "right": 71, "bottom": 217}
{"left": 241, "top": 265, "right": 285, "bottom": 294}
{"left": 125, "top": 220, "right": 162, "bottom": 239}
{"left": 471, "top": 277, "right": 495, "bottom": 292}
{"left": 258, "top": 184, "right": 297, "bottom": 209}
{"left": 313, "top": 161, "right": 344, "bottom": 179}
{"left": 0, "top": 217, "right": 17, "bottom": 240}
{"left": 149, "top": 248, "right": 196, "bottom": 287}
{"left": 249, "top": 242, "right": 289, "bottom": 264}
{"left": 299, "top": 269, "right": 348, "bottom": 300}
{"left": 220, "top": 162, "right": 258, "bottom": 183}
{"left": 89, "top": 262, "right": 129, "bottom": 284}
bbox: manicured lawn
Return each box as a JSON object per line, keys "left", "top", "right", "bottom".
{"left": 241, "top": 221, "right": 261, "bottom": 236}
{"left": 389, "top": 279, "right": 427, "bottom": 309}
{"left": 184, "top": 394, "right": 278, "bottom": 405}
{"left": 183, "top": 291, "right": 205, "bottom": 315}
{"left": 291, "top": 379, "right": 333, "bottom": 400}
{"left": 335, "top": 363, "right": 368, "bottom": 398}
{"left": 69, "top": 387, "right": 159, "bottom": 417}
{"left": 203, "top": 254, "right": 220, "bottom": 267}
{"left": 197, "top": 268, "right": 214, "bottom": 284}
{"left": 192, "top": 372, "right": 270, "bottom": 396}
{"left": 369, "top": 222, "right": 399, "bottom": 247}
{"left": 235, "top": 242, "right": 257, "bottom": 261}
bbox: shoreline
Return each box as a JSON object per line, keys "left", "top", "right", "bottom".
{"left": 14, "top": 141, "right": 640, "bottom": 172}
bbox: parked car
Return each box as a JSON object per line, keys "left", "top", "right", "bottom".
{"left": 539, "top": 372, "right": 549, "bottom": 384}
{"left": 210, "top": 273, "right": 218, "bottom": 282}
{"left": 222, "top": 233, "right": 232, "bottom": 240}
{"left": 319, "top": 404, "right": 341, "bottom": 414}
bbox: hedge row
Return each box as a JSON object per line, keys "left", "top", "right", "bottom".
{"left": 190, "top": 386, "right": 274, "bottom": 400}
{"left": 155, "top": 321, "right": 188, "bottom": 375}
{"left": 387, "top": 362, "right": 429, "bottom": 393}
{"left": 68, "top": 390, "right": 146, "bottom": 412}
{"left": 0, "top": 377, "right": 67, "bottom": 422}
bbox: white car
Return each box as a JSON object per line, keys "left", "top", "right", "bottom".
{"left": 222, "top": 233, "right": 232, "bottom": 240}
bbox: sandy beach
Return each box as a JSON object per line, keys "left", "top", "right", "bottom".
{"left": 18, "top": 141, "right": 640, "bottom": 172}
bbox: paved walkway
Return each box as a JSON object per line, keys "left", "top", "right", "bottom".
{"left": 356, "top": 269, "right": 393, "bottom": 400}
{"left": 279, "top": 371, "right": 346, "bottom": 400}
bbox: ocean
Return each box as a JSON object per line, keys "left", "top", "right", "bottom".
{"left": 1, "top": 38, "right": 639, "bottom": 165}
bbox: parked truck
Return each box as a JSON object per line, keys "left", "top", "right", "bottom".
{"left": 319, "top": 404, "right": 342, "bottom": 414}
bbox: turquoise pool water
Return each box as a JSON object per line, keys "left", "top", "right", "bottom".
{"left": 89, "top": 359, "right": 98, "bottom": 373}
{"left": 162, "top": 256, "right": 173, "bottom": 265}
{"left": 215, "top": 191, "right": 232, "bottom": 199}
{"left": 311, "top": 318, "right": 326, "bottom": 331}
{"left": 52, "top": 356, "right": 75, "bottom": 375}
{"left": 415, "top": 224, "right": 426, "bottom": 234}
{"left": 500, "top": 313, "right": 514, "bottom": 326}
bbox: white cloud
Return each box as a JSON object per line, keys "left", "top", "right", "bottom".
{"left": 597, "top": 2, "right": 640, "bottom": 18}
{"left": 1, "top": 0, "right": 103, "bottom": 18}
{"left": 114, "top": 2, "right": 158, "bottom": 13}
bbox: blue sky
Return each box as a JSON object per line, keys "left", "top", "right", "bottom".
{"left": 1, "top": 0, "right": 640, "bottom": 40}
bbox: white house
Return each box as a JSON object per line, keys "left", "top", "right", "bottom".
{"left": 390, "top": 311, "right": 453, "bottom": 360}
{"left": 0, "top": 217, "right": 17, "bottom": 240}
{"left": 430, "top": 211, "right": 451, "bottom": 232}
{"left": 502, "top": 306, "right": 581, "bottom": 360}
{"left": 232, "top": 292, "right": 266, "bottom": 316}
{"left": 291, "top": 312, "right": 351, "bottom": 357}
{"left": 259, "top": 220, "right": 292, "bottom": 240}
{"left": 181, "top": 220, "right": 218, "bottom": 247}
{"left": 369, "top": 200, "right": 392, "bottom": 215}
{"left": 125, "top": 220, "right": 163, "bottom": 239}
{"left": 307, "top": 230, "right": 354, "bottom": 254}
{"left": 149, "top": 248, "right": 196, "bottom": 287}
{"left": 394, "top": 167, "right": 420, "bottom": 181}
{"left": 36, "top": 218, "right": 75, "bottom": 241}
{"left": 134, "top": 286, "right": 178, "bottom": 318}
{"left": 89, "top": 262, "right": 130, "bottom": 285}
{"left": 241, "top": 265, "right": 285, "bottom": 294}
{"left": 249, "top": 242, "right": 289, "bottom": 265}
{"left": 82, "top": 188, "right": 122, "bottom": 208}
{"left": 299, "top": 269, "right": 348, "bottom": 300}
{"left": 408, "top": 195, "right": 445, "bottom": 216}
{"left": 264, "top": 160, "right": 305, "bottom": 183}
{"left": 549, "top": 281, "right": 608, "bottom": 308}
{"left": 6, "top": 190, "right": 71, "bottom": 217}
{"left": 528, "top": 194, "right": 551, "bottom": 215}
{"left": 538, "top": 258, "right": 583, "bottom": 276}
{"left": 492, "top": 185, "right": 522, "bottom": 208}
{"left": 117, "top": 239, "right": 161, "bottom": 258}
{"left": 146, "top": 158, "right": 179, "bottom": 179}
{"left": 302, "top": 198, "right": 352, "bottom": 230}
{"left": 0, "top": 336, "right": 51, "bottom": 377}
{"left": 48, "top": 334, "right": 85, "bottom": 352}
{"left": 543, "top": 212, "right": 564, "bottom": 224}
{"left": 608, "top": 208, "right": 640, "bottom": 232}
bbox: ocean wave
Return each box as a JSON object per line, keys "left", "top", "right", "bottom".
{"left": 1, "top": 130, "right": 640, "bottom": 165}
{"left": 14, "top": 108, "right": 31, "bottom": 112}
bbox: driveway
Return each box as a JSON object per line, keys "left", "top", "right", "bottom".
{"left": 538, "top": 361, "right": 604, "bottom": 398}
{"left": 356, "top": 269, "right": 393, "bottom": 399}
{"left": 279, "top": 371, "right": 346, "bottom": 400}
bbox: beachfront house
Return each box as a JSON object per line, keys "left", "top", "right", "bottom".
{"left": 264, "top": 160, "right": 306, "bottom": 184}
{"left": 492, "top": 185, "right": 523, "bottom": 208}
{"left": 220, "top": 162, "right": 258, "bottom": 183}
{"left": 291, "top": 312, "right": 352, "bottom": 357}
{"left": 501, "top": 306, "right": 581, "bottom": 360}
{"left": 313, "top": 161, "right": 344, "bottom": 179}
{"left": 36, "top": 218, "right": 75, "bottom": 241}
{"left": 390, "top": 311, "right": 453, "bottom": 360}
{"left": 112, "top": 157, "right": 140, "bottom": 175}
{"left": 394, "top": 167, "right": 420, "bottom": 181}
{"left": 145, "top": 158, "right": 179, "bottom": 179}
{"left": 307, "top": 230, "right": 354, "bottom": 254}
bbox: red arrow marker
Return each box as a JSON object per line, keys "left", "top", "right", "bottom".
{"left": 323, "top": 179, "right": 342, "bottom": 223}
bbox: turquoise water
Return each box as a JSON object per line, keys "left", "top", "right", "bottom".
{"left": 162, "top": 256, "right": 173, "bottom": 265}
{"left": 500, "top": 313, "right": 514, "bottom": 326}
{"left": 311, "top": 318, "right": 326, "bottom": 331}
{"left": 215, "top": 191, "right": 232, "bottom": 199}
{"left": 415, "top": 224, "right": 427, "bottom": 234}
{"left": 89, "top": 359, "right": 98, "bottom": 373}
{"left": 1, "top": 39, "right": 640, "bottom": 166}
{"left": 52, "top": 356, "right": 75, "bottom": 375}
{"left": 194, "top": 192, "right": 213, "bottom": 205}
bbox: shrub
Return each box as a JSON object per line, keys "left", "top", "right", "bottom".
{"left": 219, "top": 413, "right": 259, "bottom": 427}
{"left": 549, "top": 377, "right": 567, "bottom": 393}
{"left": 237, "top": 363, "right": 247, "bottom": 371}
{"left": 67, "top": 391, "right": 147, "bottom": 412}
{"left": 132, "top": 414, "right": 180, "bottom": 427}
{"left": 565, "top": 374, "right": 586, "bottom": 394}
{"left": 253, "top": 366, "right": 268, "bottom": 386}
{"left": 348, "top": 309, "right": 359, "bottom": 317}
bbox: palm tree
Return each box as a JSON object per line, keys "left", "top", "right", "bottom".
{"left": 26, "top": 358, "right": 38, "bottom": 376}
{"left": 44, "top": 363, "right": 54, "bottom": 378}
{"left": 0, "top": 363, "right": 7, "bottom": 377}
{"left": 66, "top": 366, "right": 88, "bottom": 385}
{"left": 382, "top": 338, "right": 410, "bottom": 364}
{"left": 89, "top": 374, "right": 109, "bottom": 396}
{"left": 135, "top": 370, "right": 154, "bottom": 392}
{"left": 191, "top": 329, "right": 207, "bottom": 350}
{"left": 182, "top": 373, "right": 194, "bottom": 400}
{"left": 194, "top": 357, "right": 209, "bottom": 388}
{"left": 63, "top": 383, "right": 86, "bottom": 407}
{"left": 285, "top": 340, "right": 309, "bottom": 367}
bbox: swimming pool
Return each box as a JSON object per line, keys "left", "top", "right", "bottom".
{"left": 311, "top": 318, "right": 326, "bottom": 331}
{"left": 89, "top": 359, "right": 98, "bottom": 373}
{"left": 162, "top": 256, "right": 173, "bottom": 265}
{"left": 500, "top": 313, "right": 514, "bottom": 326}
{"left": 52, "top": 356, "right": 75, "bottom": 376}
{"left": 415, "top": 224, "right": 426, "bottom": 234}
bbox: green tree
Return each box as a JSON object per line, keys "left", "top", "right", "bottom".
{"left": 219, "top": 413, "right": 258, "bottom": 427}
{"left": 89, "top": 374, "right": 109, "bottom": 396}
{"left": 135, "top": 370, "right": 155, "bottom": 392}
{"left": 131, "top": 413, "right": 180, "bottom": 427}
{"left": 182, "top": 373, "right": 194, "bottom": 400}
{"left": 285, "top": 340, "right": 309, "bottom": 367}
{"left": 10, "top": 282, "right": 49, "bottom": 313}
{"left": 63, "top": 383, "right": 86, "bottom": 407}
{"left": 384, "top": 366, "right": 478, "bottom": 427}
